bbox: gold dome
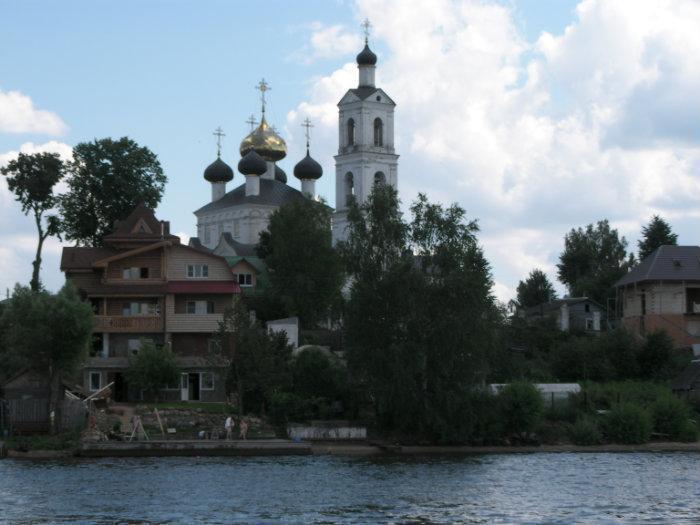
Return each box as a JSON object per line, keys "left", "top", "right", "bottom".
{"left": 239, "top": 117, "right": 287, "bottom": 162}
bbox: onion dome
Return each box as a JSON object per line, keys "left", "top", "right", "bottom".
{"left": 356, "top": 43, "right": 377, "bottom": 66}
{"left": 294, "top": 151, "right": 323, "bottom": 180}
{"left": 203, "top": 157, "right": 234, "bottom": 183}
{"left": 238, "top": 150, "right": 267, "bottom": 176}
{"left": 239, "top": 117, "right": 287, "bottom": 162}
{"left": 275, "top": 165, "right": 287, "bottom": 184}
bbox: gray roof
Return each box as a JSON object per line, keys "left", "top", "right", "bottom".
{"left": 616, "top": 245, "right": 700, "bottom": 287}
{"left": 344, "top": 87, "right": 396, "bottom": 105}
{"left": 524, "top": 297, "right": 605, "bottom": 317}
{"left": 195, "top": 178, "right": 307, "bottom": 215}
{"left": 216, "top": 233, "right": 258, "bottom": 257}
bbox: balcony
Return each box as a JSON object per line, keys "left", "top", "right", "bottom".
{"left": 167, "top": 313, "right": 224, "bottom": 332}
{"left": 94, "top": 315, "right": 163, "bottom": 332}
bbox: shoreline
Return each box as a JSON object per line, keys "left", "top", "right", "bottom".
{"left": 4, "top": 439, "right": 700, "bottom": 459}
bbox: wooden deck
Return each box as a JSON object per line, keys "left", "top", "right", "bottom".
{"left": 77, "top": 439, "right": 312, "bottom": 457}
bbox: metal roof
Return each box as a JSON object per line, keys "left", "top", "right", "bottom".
{"left": 615, "top": 245, "right": 700, "bottom": 287}
{"left": 194, "top": 178, "right": 306, "bottom": 215}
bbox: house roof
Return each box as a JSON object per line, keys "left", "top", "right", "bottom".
{"left": 671, "top": 361, "right": 700, "bottom": 390}
{"left": 104, "top": 203, "right": 179, "bottom": 243}
{"left": 616, "top": 245, "right": 700, "bottom": 287}
{"left": 214, "top": 233, "right": 259, "bottom": 257}
{"left": 61, "top": 247, "right": 118, "bottom": 270}
{"left": 194, "top": 178, "right": 307, "bottom": 215}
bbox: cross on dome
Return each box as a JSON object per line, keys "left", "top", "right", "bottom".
{"left": 256, "top": 78, "right": 271, "bottom": 116}
{"left": 212, "top": 126, "right": 225, "bottom": 157}
{"left": 245, "top": 114, "right": 258, "bottom": 132}
{"left": 302, "top": 118, "right": 314, "bottom": 151}
{"left": 361, "top": 18, "right": 371, "bottom": 43}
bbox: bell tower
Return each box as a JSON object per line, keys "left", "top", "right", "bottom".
{"left": 332, "top": 19, "right": 399, "bottom": 245}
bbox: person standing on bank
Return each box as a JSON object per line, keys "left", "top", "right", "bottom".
{"left": 239, "top": 418, "right": 249, "bottom": 440}
{"left": 225, "top": 415, "right": 234, "bottom": 440}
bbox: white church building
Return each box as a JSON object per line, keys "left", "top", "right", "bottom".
{"left": 190, "top": 30, "right": 398, "bottom": 254}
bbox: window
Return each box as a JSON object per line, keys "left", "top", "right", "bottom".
{"left": 373, "top": 117, "right": 383, "bottom": 146}
{"left": 187, "top": 264, "right": 209, "bottom": 278}
{"left": 374, "top": 171, "right": 386, "bottom": 186}
{"left": 207, "top": 339, "right": 220, "bottom": 354}
{"left": 186, "top": 301, "right": 215, "bottom": 314}
{"left": 344, "top": 172, "right": 354, "bottom": 206}
{"left": 186, "top": 301, "right": 196, "bottom": 314}
{"left": 200, "top": 372, "right": 215, "bottom": 390}
{"left": 122, "top": 302, "right": 158, "bottom": 316}
{"left": 90, "top": 298, "right": 101, "bottom": 314}
{"left": 204, "top": 227, "right": 211, "bottom": 244}
{"left": 347, "top": 118, "right": 355, "bottom": 146}
{"left": 89, "top": 372, "right": 101, "bottom": 392}
{"left": 234, "top": 273, "right": 253, "bottom": 287}
{"left": 584, "top": 303, "right": 590, "bottom": 313}
{"left": 233, "top": 220, "right": 240, "bottom": 239}
{"left": 123, "top": 267, "right": 149, "bottom": 279}
{"left": 585, "top": 318, "right": 595, "bottom": 331}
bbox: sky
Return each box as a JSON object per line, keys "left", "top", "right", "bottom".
{"left": 1, "top": 0, "right": 699, "bottom": 303}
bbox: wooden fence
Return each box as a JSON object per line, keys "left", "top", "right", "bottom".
{"left": 0, "top": 398, "right": 86, "bottom": 434}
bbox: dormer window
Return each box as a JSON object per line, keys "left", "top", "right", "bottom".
{"left": 187, "top": 264, "right": 209, "bottom": 278}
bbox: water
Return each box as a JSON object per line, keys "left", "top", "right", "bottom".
{"left": 1, "top": 452, "right": 700, "bottom": 524}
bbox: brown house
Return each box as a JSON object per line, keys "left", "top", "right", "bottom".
{"left": 61, "top": 204, "right": 240, "bottom": 402}
{"left": 615, "top": 245, "right": 700, "bottom": 350}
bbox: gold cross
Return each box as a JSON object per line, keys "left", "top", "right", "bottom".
{"left": 301, "top": 118, "right": 314, "bottom": 150}
{"left": 245, "top": 114, "right": 258, "bottom": 132}
{"left": 361, "top": 18, "right": 371, "bottom": 43}
{"left": 213, "top": 127, "right": 225, "bottom": 157}
{"left": 256, "top": 78, "right": 270, "bottom": 115}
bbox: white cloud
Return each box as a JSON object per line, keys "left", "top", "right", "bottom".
{"left": 308, "top": 22, "right": 363, "bottom": 62}
{"left": 292, "top": 0, "right": 700, "bottom": 302}
{"left": 0, "top": 89, "right": 68, "bottom": 135}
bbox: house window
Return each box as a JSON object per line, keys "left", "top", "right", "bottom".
{"left": 585, "top": 318, "right": 595, "bottom": 331}
{"left": 347, "top": 118, "right": 355, "bottom": 146}
{"left": 89, "top": 372, "right": 101, "bottom": 392}
{"left": 140, "top": 267, "right": 149, "bottom": 279}
{"left": 187, "top": 264, "right": 209, "bottom": 278}
{"left": 200, "top": 372, "right": 215, "bottom": 390}
{"left": 373, "top": 117, "right": 383, "bottom": 146}
{"left": 123, "top": 267, "right": 149, "bottom": 279}
{"left": 122, "top": 302, "right": 158, "bottom": 316}
{"left": 584, "top": 304, "right": 590, "bottom": 313}
{"left": 234, "top": 273, "right": 253, "bottom": 287}
{"left": 207, "top": 339, "right": 220, "bottom": 354}
{"left": 186, "top": 301, "right": 215, "bottom": 314}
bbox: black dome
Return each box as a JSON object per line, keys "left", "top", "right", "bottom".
{"left": 203, "top": 157, "right": 234, "bottom": 183}
{"left": 275, "top": 165, "right": 287, "bottom": 184}
{"left": 356, "top": 44, "right": 377, "bottom": 66}
{"left": 293, "top": 152, "right": 323, "bottom": 180}
{"left": 238, "top": 150, "right": 267, "bottom": 176}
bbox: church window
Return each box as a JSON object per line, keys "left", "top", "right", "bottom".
{"left": 373, "top": 118, "right": 383, "bottom": 147}
{"left": 204, "top": 226, "right": 211, "bottom": 244}
{"left": 344, "top": 172, "right": 355, "bottom": 206}
{"left": 374, "top": 172, "right": 386, "bottom": 186}
{"left": 233, "top": 220, "right": 240, "bottom": 239}
{"left": 347, "top": 118, "right": 355, "bottom": 146}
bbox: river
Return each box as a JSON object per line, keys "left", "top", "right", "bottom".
{"left": 1, "top": 452, "right": 700, "bottom": 524}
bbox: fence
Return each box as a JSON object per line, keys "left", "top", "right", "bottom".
{"left": 0, "top": 398, "right": 87, "bottom": 434}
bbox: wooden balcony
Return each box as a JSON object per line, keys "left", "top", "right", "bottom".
{"left": 167, "top": 313, "right": 224, "bottom": 332}
{"left": 94, "top": 315, "right": 163, "bottom": 333}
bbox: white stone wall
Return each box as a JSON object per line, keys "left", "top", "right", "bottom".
{"left": 196, "top": 204, "right": 276, "bottom": 248}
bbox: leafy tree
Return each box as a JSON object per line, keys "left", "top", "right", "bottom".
{"left": 59, "top": 137, "right": 166, "bottom": 246}
{"left": 497, "top": 382, "right": 543, "bottom": 440}
{"left": 340, "top": 185, "right": 499, "bottom": 442}
{"left": 126, "top": 341, "right": 180, "bottom": 402}
{"left": 257, "top": 198, "right": 343, "bottom": 328}
{"left": 1, "top": 284, "right": 93, "bottom": 433}
{"left": 214, "top": 298, "right": 293, "bottom": 415}
{"left": 638, "top": 330, "right": 675, "bottom": 379}
{"left": 1, "top": 152, "right": 64, "bottom": 291}
{"left": 557, "top": 220, "right": 635, "bottom": 305}
{"left": 638, "top": 215, "right": 678, "bottom": 260}
{"left": 516, "top": 269, "right": 557, "bottom": 308}
{"left": 291, "top": 347, "right": 346, "bottom": 400}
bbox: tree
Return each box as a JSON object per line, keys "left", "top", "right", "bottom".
{"left": 497, "top": 382, "right": 543, "bottom": 440}
{"left": 291, "top": 347, "right": 346, "bottom": 400}
{"left": 341, "top": 186, "right": 499, "bottom": 442}
{"left": 214, "top": 298, "right": 293, "bottom": 415}
{"left": 257, "top": 198, "right": 343, "bottom": 328}
{"left": 516, "top": 269, "right": 557, "bottom": 308}
{"left": 638, "top": 215, "right": 678, "bottom": 260}
{"left": 1, "top": 284, "right": 93, "bottom": 433}
{"left": 126, "top": 341, "right": 180, "bottom": 402}
{"left": 1, "top": 152, "right": 64, "bottom": 291}
{"left": 59, "top": 137, "right": 167, "bottom": 246}
{"left": 557, "top": 220, "right": 635, "bottom": 305}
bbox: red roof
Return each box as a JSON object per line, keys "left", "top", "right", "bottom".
{"left": 167, "top": 281, "right": 241, "bottom": 294}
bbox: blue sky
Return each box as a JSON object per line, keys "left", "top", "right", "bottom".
{"left": 2, "top": 0, "right": 699, "bottom": 301}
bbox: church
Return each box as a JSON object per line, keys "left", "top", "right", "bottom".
{"left": 190, "top": 30, "right": 398, "bottom": 259}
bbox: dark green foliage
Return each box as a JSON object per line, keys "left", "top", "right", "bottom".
{"left": 59, "top": 137, "right": 166, "bottom": 246}
{"left": 1, "top": 284, "right": 93, "bottom": 433}
{"left": 638, "top": 330, "right": 675, "bottom": 379}
{"left": 638, "top": 215, "right": 677, "bottom": 260}
{"left": 678, "top": 420, "right": 699, "bottom": 443}
{"left": 550, "top": 336, "right": 614, "bottom": 382}
{"left": 557, "top": 220, "right": 635, "bottom": 305}
{"left": 291, "top": 347, "right": 346, "bottom": 400}
{"left": 649, "top": 396, "right": 693, "bottom": 441}
{"left": 497, "top": 382, "right": 544, "bottom": 439}
{"left": 257, "top": 198, "right": 343, "bottom": 328}
{"left": 268, "top": 392, "right": 332, "bottom": 425}
{"left": 516, "top": 269, "right": 557, "bottom": 308}
{"left": 126, "top": 341, "right": 180, "bottom": 401}
{"left": 598, "top": 328, "right": 641, "bottom": 379}
{"left": 568, "top": 416, "right": 602, "bottom": 445}
{"left": 1, "top": 152, "right": 64, "bottom": 291}
{"left": 340, "top": 186, "right": 499, "bottom": 442}
{"left": 214, "top": 299, "right": 293, "bottom": 415}
{"left": 601, "top": 403, "right": 652, "bottom": 444}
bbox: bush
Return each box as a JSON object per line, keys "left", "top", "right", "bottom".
{"left": 292, "top": 347, "right": 346, "bottom": 400}
{"left": 602, "top": 403, "right": 652, "bottom": 444}
{"left": 650, "top": 396, "right": 691, "bottom": 440}
{"left": 268, "top": 391, "right": 332, "bottom": 425}
{"left": 569, "top": 416, "right": 601, "bottom": 445}
{"left": 678, "top": 419, "right": 699, "bottom": 443}
{"left": 498, "top": 382, "right": 543, "bottom": 439}
{"left": 639, "top": 330, "right": 675, "bottom": 379}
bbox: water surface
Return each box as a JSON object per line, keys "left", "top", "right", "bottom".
{"left": 1, "top": 452, "right": 699, "bottom": 524}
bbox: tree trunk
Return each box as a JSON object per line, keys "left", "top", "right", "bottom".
{"left": 31, "top": 216, "right": 46, "bottom": 292}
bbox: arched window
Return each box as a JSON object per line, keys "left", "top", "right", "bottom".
{"left": 347, "top": 119, "right": 355, "bottom": 146}
{"left": 373, "top": 118, "right": 383, "bottom": 147}
{"left": 374, "top": 171, "right": 386, "bottom": 186}
{"left": 344, "top": 172, "right": 354, "bottom": 206}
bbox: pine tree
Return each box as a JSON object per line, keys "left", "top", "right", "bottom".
{"left": 516, "top": 269, "right": 557, "bottom": 308}
{"left": 638, "top": 215, "right": 678, "bottom": 260}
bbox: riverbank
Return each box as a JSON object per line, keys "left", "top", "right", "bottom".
{"left": 5, "top": 439, "right": 700, "bottom": 459}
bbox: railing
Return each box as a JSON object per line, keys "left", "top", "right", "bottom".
{"left": 167, "top": 313, "right": 224, "bottom": 332}
{"left": 94, "top": 315, "right": 163, "bottom": 332}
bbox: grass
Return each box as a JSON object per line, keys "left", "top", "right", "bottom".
{"left": 4, "top": 431, "right": 80, "bottom": 451}
{"left": 139, "top": 402, "right": 235, "bottom": 414}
